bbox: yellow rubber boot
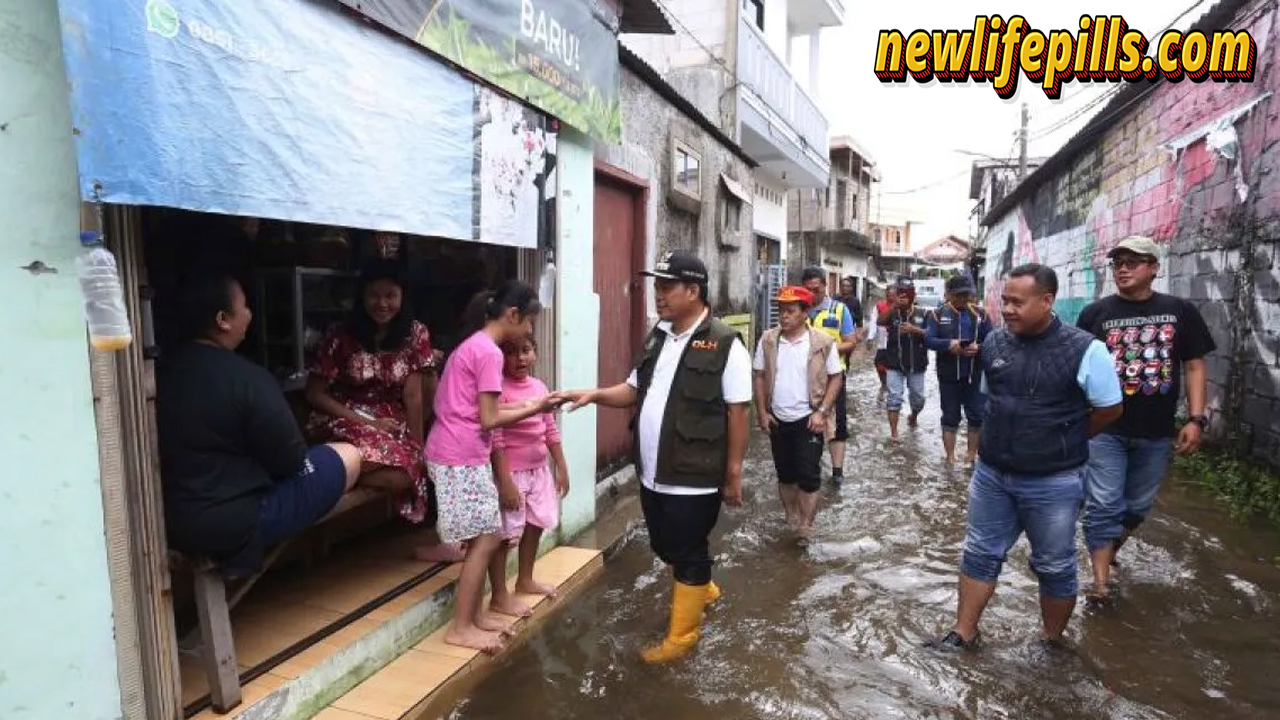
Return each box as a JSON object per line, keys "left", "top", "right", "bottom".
{"left": 705, "top": 580, "right": 722, "bottom": 605}
{"left": 641, "top": 581, "right": 708, "bottom": 664}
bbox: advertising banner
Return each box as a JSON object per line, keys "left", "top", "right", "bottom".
{"left": 56, "top": 0, "right": 478, "bottom": 240}
{"left": 338, "top": 0, "right": 622, "bottom": 142}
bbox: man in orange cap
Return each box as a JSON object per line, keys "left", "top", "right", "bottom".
{"left": 753, "top": 286, "right": 844, "bottom": 540}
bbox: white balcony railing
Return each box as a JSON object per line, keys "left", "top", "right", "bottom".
{"left": 736, "top": 18, "right": 828, "bottom": 156}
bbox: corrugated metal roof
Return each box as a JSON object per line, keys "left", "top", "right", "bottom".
{"left": 980, "top": 0, "right": 1249, "bottom": 227}
{"left": 620, "top": 0, "right": 674, "bottom": 34}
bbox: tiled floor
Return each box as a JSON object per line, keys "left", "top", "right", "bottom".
{"left": 181, "top": 525, "right": 454, "bottom": 711}
{"left": 183, "top": 541, "right": 601, "bottom": 720}
{"left": 330, "top": 546, "right": 602, "bottom": 720}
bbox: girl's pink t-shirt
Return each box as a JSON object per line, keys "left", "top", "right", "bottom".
{"left": 425, "top": 332, "right": 505, "bottom": 466}
{"left": 493, "top": 375, "right": 561, "bottom": 471}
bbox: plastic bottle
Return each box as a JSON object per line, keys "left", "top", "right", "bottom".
{"left": 75, "top": 231, "right": 133, "bottom": 351}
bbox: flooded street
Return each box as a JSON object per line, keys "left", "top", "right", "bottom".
{"left": 447, "top": 366, "right": 1280, "bottom": 720}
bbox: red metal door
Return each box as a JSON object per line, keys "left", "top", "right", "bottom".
{"left": 593, "top": 176, "right": 642, "bottom": 474}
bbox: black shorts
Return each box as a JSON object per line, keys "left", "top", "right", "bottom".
{"left": 832, "top": 379, "right": 849, "bottom": 442}
{"left": 640, "top": 486, "right": 722, "bottom": 585}
{"left": 769, "top": 418, "right": 825, "bottom": 493}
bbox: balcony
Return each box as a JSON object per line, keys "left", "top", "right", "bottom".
{"left": 789, "top": 0, "right": 846, "bottom": 34}
{"left": 736, "top": 18, "right": 830, "bottom": 189}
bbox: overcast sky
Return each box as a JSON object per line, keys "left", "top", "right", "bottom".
{"left": 793, "top": 0, "right": 1214, "bottom": 246}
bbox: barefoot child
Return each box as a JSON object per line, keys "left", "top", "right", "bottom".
{"left": 425, "top": 281, "right": 561, "bottom": 654}
{"left": 489, "top": 335, "right": 569, "bottom": 616}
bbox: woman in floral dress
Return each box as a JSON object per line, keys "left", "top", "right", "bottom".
{"left": 305, "top": 261, "right": 463, "bottom": 563}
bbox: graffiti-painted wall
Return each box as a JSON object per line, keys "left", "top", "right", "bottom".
{"left": 982, "top": 0, "right": 1280, "bottom": 466}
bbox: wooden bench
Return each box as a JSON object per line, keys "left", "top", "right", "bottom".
{"left": 174, "top": 486, "right": 388, "bottom": 713}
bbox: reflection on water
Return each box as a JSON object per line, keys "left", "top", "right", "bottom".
{"left": 446, "top": 369, "right": 1280, "bottom": 720}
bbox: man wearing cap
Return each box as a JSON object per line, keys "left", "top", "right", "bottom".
{"left": 930, "top": 263, "right": 1123, "bottom": 651}
{"left": 1075, "top": 236, "right": 1215, "bottom": 603}
{"left": 561, "top": 250, "right": 752, "bottom": 663}
{"left": 925, "top": 275, "right": 991, "bottom": 465}
{"left": 801, "top": 268, "right": 858, "bottom": 485}
{"left": 752, "top": 286, "right": 844, "bottom": 539}
{"left": 877, "top": 277, "right": 930, "bottom": 443}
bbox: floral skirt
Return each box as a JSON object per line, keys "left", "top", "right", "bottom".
{"left": 309, "top": 409, "right": 431, "bottom": 524}
{"left": 428, "top": 462, "right": 501, "bottom": 544}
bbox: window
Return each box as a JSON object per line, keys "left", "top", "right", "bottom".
{"left": 836, "top": 180, "right": 848, "bottom": 225}
{"left": 676, "top": 149, "right": 700, "bottom": 190}
{"left": 674, "top": 146, "right": 700, "bottom": 195}
{"left": 668, "top": 137, "right": 703, "bottom": 214}
{"left": 744, "top": 0, "right": 764, "bottom": 30}
{"left": 723, "top": 196, "right": 742, "bottom": 232}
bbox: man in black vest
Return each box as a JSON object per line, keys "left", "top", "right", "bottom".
{"left": 930, "top": 264, "right": 1123, "bottom": 651}
{"left": 924, "top": 274, "right": 991, "bottom": 465}
{"left": 562, "top": 250, "right": 752, "bottom": 663}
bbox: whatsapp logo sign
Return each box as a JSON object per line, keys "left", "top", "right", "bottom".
{"left": 146, "top": 0, "right": 180, "bottom": 39}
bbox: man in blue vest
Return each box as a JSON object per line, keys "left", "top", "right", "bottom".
{"left": 924, "top": 274, "right": 991, "bottom": 465}
{"left": 929, "top": 264, "right": 1123, "bottom": 651}
{"left": 801, "top": 267, "right": 858, "bottom": 486}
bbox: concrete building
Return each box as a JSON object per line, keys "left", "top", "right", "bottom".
{"left": 788, "top": 136, "right": 879, "bottom": 300}
{"left": 915, "top": 235, "right": 973, "bottom": 266}
{"left": 869, "top": 219, "right": 918, "bottom": 256}
{"left": 622, "top": 0, "right": 843, "bottom": 265}
{"left": 966, "top": 155, "right": 1045, "bottom": 291}
{"left": 591, "top": 44, "right": 757, "bottom": 472}
{"left": 977, "top": 0, "right": 1280, "bottom": 469}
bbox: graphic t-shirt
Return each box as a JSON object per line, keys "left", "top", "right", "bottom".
{"left": 1076, "top": 292, "right": 1216, "bottom": 438}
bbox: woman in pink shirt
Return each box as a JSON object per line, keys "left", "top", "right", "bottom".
{"left": 425, "top": 281, "right": 561, "bottom": 654}
{"left": 490, "top": 335, "right": 569, "bottom": 616}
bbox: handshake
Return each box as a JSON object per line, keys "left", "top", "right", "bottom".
{"left": 517, "top": 390, "right": 598, "bottom": 414}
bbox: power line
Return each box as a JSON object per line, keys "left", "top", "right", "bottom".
{"left": 1028, "top": 0, "right": 1211, "bottom": 141}
{"left": 879, "top": 168, "right": 970, "bottom": 195}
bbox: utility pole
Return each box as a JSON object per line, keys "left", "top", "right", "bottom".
{"left": 1018, "top": 102, "right": 1029, "bottom": 180}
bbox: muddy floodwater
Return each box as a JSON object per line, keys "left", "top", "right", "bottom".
{"left": 447, "top": 367, "right": 1280, "bottom": 719}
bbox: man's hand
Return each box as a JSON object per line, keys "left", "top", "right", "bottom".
{"left": 559, "top": 389, "right": 597, "bottom": 412}
{"left": 727, "top": 466, "right": 747, "bottom": 504}
{"left": 758, "top": 412, "right": 777, "bottom": 433}
{"left": 498, "top": 480, "right": 522, "bottom": 511}
{"left": 1176, "top": 421, "right": 1204, "bottom": 455}
{"left": 962, "top": 343, "right": 980, "bottom": 357}
{"left": 948, "top": 339, "right": 962, "bottom": 356}
{"left": 722, "top": 465, "right": 744, "bottom": 507}
{"left": 369, "top": 417, "right": 401, "bottom": 435}
{"left": 807, "top": 411, "right": 827, "bottom": 434}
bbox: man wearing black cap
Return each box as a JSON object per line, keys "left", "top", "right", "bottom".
{"left": 1075, "top": 236, "right": 1215, "bottom": 603}
{"left": 562, "top": 250, "right": 752, "bottom": 663}
{"left": 877, "top": 276, "right": 930, "bottom": 443}
{"left": 925, "top": 274, "right": 991, "bottom": 465}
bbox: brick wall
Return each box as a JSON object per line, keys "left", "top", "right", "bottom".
{"left": 981, "top": 0, "right": 1280, "bottom": 467}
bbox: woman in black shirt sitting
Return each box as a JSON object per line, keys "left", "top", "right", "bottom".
{"left": 157, "top": 275, "right": 362, "bottom": 578}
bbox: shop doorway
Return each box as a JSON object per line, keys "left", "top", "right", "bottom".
{"left": 591, "top": 170, "right": 645, "bottom": 477}
{"left": 124, "top": 207, "right": 535, "bottom": 715}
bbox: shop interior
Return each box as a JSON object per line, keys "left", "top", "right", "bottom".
{"left": 138, "top": 208, "right": 533, "bottom": 715}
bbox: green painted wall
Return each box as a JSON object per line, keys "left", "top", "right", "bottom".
{"left": 0, "top": 1, "right": 123, "bottom": 718}
{"left": 553, "top": 129, "right": 599, "bottom": 541}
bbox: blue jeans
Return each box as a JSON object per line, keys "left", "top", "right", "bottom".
{"left": 1082, "top": 433, "right": 1174, "bottom": 551}
{"left": 961, "top": 460, "right": 1085, "bottom": 599}
{"left": 886, "top": 369, "right": 926, "bottom": 414}
{"left": 938, "top": 380, "right": 986, "bottom": 430}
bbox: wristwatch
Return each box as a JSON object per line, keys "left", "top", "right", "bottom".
{"left": 819, "top": 405, "right": 832, "bottom": 416}
{"left": 1189, "top": 414, "right": 1209, "bottom": 430}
